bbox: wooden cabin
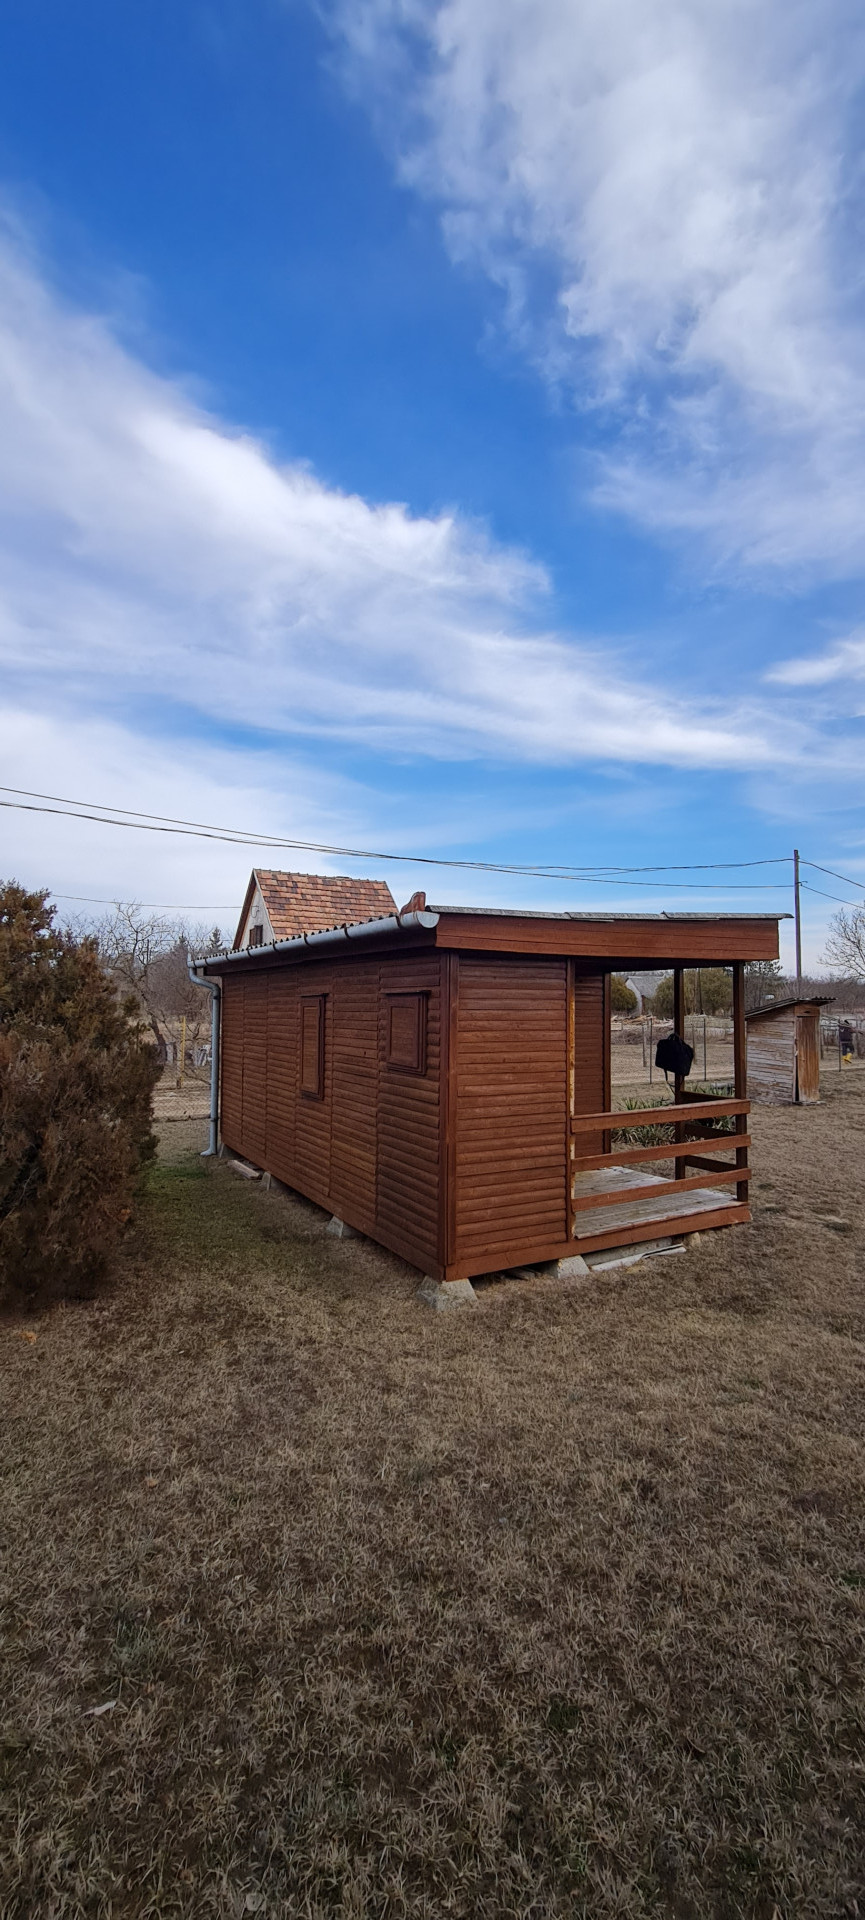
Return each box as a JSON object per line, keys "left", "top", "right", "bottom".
{"left": 745, "top": 995, "right": 833, "bottom": 1106}
{"left": 198, "top": 902, "right": 783, "bottom": 1284}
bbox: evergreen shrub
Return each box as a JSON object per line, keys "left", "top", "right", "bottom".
{"left": 0, "top": 883, "right": 160, "bottom": 1305}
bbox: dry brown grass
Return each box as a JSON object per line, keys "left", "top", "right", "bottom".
{"left": 2, "top": 1080, "right": 865, "bottom": 1918}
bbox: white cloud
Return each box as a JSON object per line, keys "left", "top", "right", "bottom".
{"left": 767, "top": 629, "right": 865, "bottom": 686}
{"left": 0, "top": 223, "right": 784, "bottom": 770}
{"left": 0, "top": 706, "right": 417, "bottom": 929}
{"left": 327, "top": 0, "right": 865, "bottom": 576}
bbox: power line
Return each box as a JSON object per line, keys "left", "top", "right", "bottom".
{"left": 0, "top": 783, "right": 792, "bottom": 872}
{"left": 52, "top": 892, "right": 237, "bottom": 912}
{"left": 802, "top": 859, "right": 865, "bottom": 894}
{"left": 0, "top": 787, "right": 794, "bottom": 888}
{"left": 801, "top": 879, "right": 862, "bottom": 906}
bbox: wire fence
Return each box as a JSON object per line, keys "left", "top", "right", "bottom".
{"left": 612, "top": 1016, "right": 735, "bottom": 1091}
{"left": 613, "top": 1011, "right": 865, "bottom": 1092}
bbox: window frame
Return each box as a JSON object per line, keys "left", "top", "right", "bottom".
{"left": 385, "top": 990, "right": 428, "bottom": 1076}
{"left": 300, "top": 993, "right": 327, "bottom": 1099}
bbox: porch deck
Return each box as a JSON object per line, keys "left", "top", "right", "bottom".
{"left": 568, "top": 1094, "right": 751, "bottom": 1255}
{"left": 571, "top": 1164, "right": 748, "bottom": 1244}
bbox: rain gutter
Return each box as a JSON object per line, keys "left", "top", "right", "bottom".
{"left": 186, "top": 959, "right": 221, "bottom": 1158}
{"left": 195, "top": 907, "right": 440, "bottom": 970}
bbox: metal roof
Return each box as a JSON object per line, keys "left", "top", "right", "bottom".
{"left": 194, "top": 900, "right": 786, "bottom": 969}
{"left": 745, "top": 994, "right": 834, "bottom": 1018}
{"left": 428, "top": 905, "right": 790, "bottom": 922}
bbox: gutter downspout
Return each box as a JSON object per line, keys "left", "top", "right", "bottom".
{"left": 187, "top": 959, "right": 221, "bottom": 1157}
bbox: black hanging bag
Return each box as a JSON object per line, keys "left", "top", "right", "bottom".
{"left": 654, "top": 1031, "right": 694, "bottom": 1079}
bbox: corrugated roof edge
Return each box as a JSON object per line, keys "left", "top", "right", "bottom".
{"left": 745, "top": 994, "right": 835, "bottom": 1017}
{"left": 428, "top": 905, "right": 791, "bottom": 921}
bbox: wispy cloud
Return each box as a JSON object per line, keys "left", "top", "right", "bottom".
{"left": 326, "top": 0, "right": 865, "bottom": 578}
{"left": 0, "top": 221, "right": 785, "bottom": 770}
{"left": 767, "top": 630, "right": 865, "bottom": 686}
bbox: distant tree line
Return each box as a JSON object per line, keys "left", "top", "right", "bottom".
{"left": 67, "top": 903, "right": 228, "bottom": 1061}
{"left": 612, "top": 946, "right": 865, "bottom": 1020}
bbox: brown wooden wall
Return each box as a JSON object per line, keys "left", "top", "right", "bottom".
{"left": 219, "top": 948, "right": 608, "bottom": 1281}
{"left": 377, "top": 955, "right": 443, "bottom": 1272}
{"left": 450, "top": 953, "right": 570, "bottom": 1272}
{"left": 219, "top": 954, "right": 444, "bottom": 1273}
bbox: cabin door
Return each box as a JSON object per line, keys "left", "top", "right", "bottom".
{"left": 795, "top": 1011, "right": 819, "bottom": 1105}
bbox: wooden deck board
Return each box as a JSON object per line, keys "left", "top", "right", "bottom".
{"left": 571, "top": 1164, "right": 735, "bottom": 1238}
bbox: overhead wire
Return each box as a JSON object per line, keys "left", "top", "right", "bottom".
{"left": 4, "top": 784, "right": 860, "bottom": 916}
{"left": 51, "top": 891, "right": 239, "bottom": 912}
{"left": 0, "top": 787, "right": 793, "bottom": 887}
{"left": 800, "top": 880, "right": 862, "bottom": 906}
{"left": 0, "top": 783, "right": 792, "bottom": 872}
{"left": 802, "top": 859, "right": 865, "bottom": 894}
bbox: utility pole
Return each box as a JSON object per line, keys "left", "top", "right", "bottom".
{"left": 793, "top": 848, "right": 803, "bottom": 995}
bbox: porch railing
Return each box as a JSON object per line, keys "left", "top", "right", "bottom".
{"left": 570, "top": 1097, "right": 750, "bottom": 1213}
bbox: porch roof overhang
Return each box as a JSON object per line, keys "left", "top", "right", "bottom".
{"left": 196, "top": 906, "right": 786, "bottom": 975}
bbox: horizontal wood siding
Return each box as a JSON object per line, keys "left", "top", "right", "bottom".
{"left": 376, "top": 955, "right": 443, "bottom": 1273}
{"left": 453, "top": 955, "right": 568, "bottom": 1269}
{"left": 435, "top": 913, "right": 780, "bottom": 963}
{"left": 219, "top": 974, "right": 244, "bottom": 1153}
{"left": 240, "top": 972, "right": 268, "bottom": 1167}
{"left": 265, "top": 971, "right": 297, "bottom": 1184}
{"left": 219, "top": 957, "right": 444, "bottom": 1265}
{"left": 293, "top": 963, "right": 333, "bottom": 1208}
{"left": 330, "top": 959, "right": 379, "bottom": 1234}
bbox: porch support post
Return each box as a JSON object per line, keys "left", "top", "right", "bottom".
{"left": 566, "top": 958, "right": 576, "bottom": 1243}
{"left": 673, "top": 965, "right": 686, "bottom": 1179}
{"left": 732, "top": 962, "right": 748, "bottom": 1202}
{"left": 602, "top": 970, "right": 612, "bottom": 1158}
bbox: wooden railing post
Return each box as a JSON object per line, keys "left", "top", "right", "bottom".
{"left": 566, "top": 958, "right": 575, "bottom": 1244}
{"left": 603, "top": 971, "right": 612, "bottom": 1159}
{"left": 673, "top": 965, "right": 685, "bottom": 1180}
{"left": 732, "top": 962, "right": 748, "bottom": 1202}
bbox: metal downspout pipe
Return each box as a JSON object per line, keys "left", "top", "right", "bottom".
{"left": 187, "top": 960, "right": 221, "bottom": 1157}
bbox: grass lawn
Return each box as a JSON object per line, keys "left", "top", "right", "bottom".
{"left": 2, "top": 1080, "right": 865, "bottom": 1918}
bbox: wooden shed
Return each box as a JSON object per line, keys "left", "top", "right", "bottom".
{"left": 197, "top": 901, "right": 784, "bottom": 1284}
{"left": 745, "top": 996, "right": 833, "bottom": 1106}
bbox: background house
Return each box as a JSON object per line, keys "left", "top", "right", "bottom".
{"left": 625, "top": 970, "right": 666, "bottom": 1013}
{"left": 234, "top": 869, "right": 397, "bottom": 949}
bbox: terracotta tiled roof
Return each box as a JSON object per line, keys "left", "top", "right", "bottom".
{"left": 238, "top": 869, "right": 397, "bottom": 946}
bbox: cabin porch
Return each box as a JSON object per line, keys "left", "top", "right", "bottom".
{"left": 567, "top": 961, "right": 750, "bottom": 1257}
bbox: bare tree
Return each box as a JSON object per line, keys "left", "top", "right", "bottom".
{"left": 824, "top": 906, "right": 865, "bottom": 981}
{"left": 76, "top": 905, "right": 226, "bottom": 1057}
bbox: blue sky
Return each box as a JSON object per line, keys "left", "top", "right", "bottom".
{"left": 1, "top": 0, "right": 864, "bottom": 962}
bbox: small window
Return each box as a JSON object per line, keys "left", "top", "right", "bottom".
{"left": 247, "top": 923, "right": 264, "bottom": 948}
{"left": 386, "top": 992, "right": 427, "bottom": 1075}
{"left": 300, "top": 995, "right": 326, "bottom": 1098}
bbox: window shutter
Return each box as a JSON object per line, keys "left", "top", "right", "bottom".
{"left": 300, "top": 995, "right": 326, "bottom": 1098}
{"left": 386, "top": 992, "right": 427, "bottom": 1074}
